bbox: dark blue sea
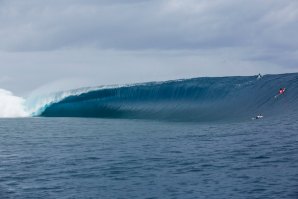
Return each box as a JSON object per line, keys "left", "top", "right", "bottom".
{"left": 1, "top": 73, "right": 298, "bottom": 198}
{"left": 0, "top": 116, "right": 297, "bottom": 199}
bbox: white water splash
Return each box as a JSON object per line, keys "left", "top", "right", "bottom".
{"left": 0, "top": 89, "right": 28, "bottom": 117}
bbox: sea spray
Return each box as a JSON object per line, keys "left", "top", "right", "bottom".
{"left": 0, "top": 89, "right": 28, "bottom": 117}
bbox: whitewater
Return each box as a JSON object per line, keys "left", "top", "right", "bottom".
{"left": 0, "top": 89, "right": 28, "bottom": 117}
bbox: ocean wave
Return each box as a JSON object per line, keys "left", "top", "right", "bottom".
{"left": 1, "top": 73, "right": 296, "bottom": 121}
{"left": 37, "top": 73, "right": 298, "bottom": 122}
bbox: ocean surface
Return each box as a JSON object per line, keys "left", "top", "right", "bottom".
{"left": 0, "top": 116, "right": 297, "bottom": 199}
{"left": 0, "top": 73, "right": 298, "bottom": 198}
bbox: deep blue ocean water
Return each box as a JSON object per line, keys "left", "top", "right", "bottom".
{"left": 0, "top": 116, "right": 297, "bottom": 199}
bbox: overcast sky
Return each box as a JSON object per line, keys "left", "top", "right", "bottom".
{"left": 0, "top": 0, "right": 297, "bottom": 95}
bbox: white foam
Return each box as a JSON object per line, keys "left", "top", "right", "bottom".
{"left": 0, "top": 89, "right": 28, "bottom": 117}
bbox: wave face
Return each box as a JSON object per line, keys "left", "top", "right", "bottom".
{"left": 38, "top": 73, "right": 298, "bottom": 122}
{"left": 25, "top": 86, "right": 105, "bottom": 116}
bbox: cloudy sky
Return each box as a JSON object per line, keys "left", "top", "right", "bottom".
{"left": 0, "top": 0, "right": 297, "bottom": 95}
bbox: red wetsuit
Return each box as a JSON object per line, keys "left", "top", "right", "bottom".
{"left": 279, "top": 88, "right": 286, "bottom": 94}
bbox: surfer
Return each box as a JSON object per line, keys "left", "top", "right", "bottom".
{"left": 274, "top": 87, "right": 286, "bottom": 98}
{"left": 257, "top": 73, "right": 262, "bottom": 79}
{"left": 279, "top": 88, "right": 286, "bottom": 95}
{"left": 252, "top": 114, "right": 263, "bottom": 120}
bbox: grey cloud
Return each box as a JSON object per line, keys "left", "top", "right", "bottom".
{"left": 0, "top": 0, "right": 297, "bottom": 51}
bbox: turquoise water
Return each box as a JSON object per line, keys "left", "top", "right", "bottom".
{"left": 0, "top": 116, "right": 297, "bottom": 198}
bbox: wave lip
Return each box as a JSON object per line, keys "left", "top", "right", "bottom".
{"left": 38, "top": 73, "right": 298, "bottom": 122}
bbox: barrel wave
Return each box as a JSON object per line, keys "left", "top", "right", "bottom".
{"left": 38, "top": 73, "right": 298, "bottom": 122}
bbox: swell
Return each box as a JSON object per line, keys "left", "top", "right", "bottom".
{"left": 39, "top": 73, "right": 298, "bottom": 122}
